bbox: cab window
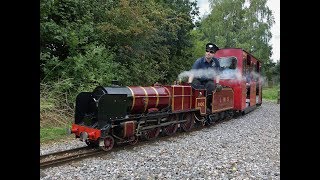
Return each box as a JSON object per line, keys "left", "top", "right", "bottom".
{"left": 219, "top": 56, "right": 238, "bottom": 79}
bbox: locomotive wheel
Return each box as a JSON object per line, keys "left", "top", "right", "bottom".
{"left": 85, "top": 140, "right": 99, "bottom": 148}
{"left": 181, "top": 112, "right": 195, "bottom": 132}
{"left": 128, "top": 135, "right": 138, "bottom": 145}
{"left": 163, "top": 114, "right": 179, "bottom": 136}
{"left": 101, "top": 136, "right": 114, "bottom": 151}
{"left": 163, "top": 123, "right": 178, "bottom": 136}
{"left": 143, "top": 127, "right": 160, "bottom": 140}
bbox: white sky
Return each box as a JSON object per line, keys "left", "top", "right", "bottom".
{"left": 195, "top": 0, "right": 280, "bottom": 61}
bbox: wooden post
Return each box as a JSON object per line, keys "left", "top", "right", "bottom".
{"left": 277, "top": 90, "right": 280, "bottom": 104}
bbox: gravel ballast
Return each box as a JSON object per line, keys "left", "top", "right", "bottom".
{"left": 40, "top": 100, "right": 280, "bottom": 179}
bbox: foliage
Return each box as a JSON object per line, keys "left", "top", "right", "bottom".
{"left": 262, "top": 85, "right": 280, "bottom": 101}
{"left": 190, "top": 29, "right": 210, "bottom": 59}
{"left": 193, "top": 0, "right": 274, "bottom": 65}
{"left": 40, "top": 83, "right": 74, "bottom": 128}
{"left": 98, "top": 0, "right": 198, "bottom": 85}
{"left": 41, "top": 45, "right": 119, "bottom": 101}
{"left": 262, "top": 59, "right": 280, "bottom": 85}
{"left": 40, "top": 0, "right": 197, "bottom": 88}
{"left": 40, "top": 0, "right": 117, "bottom": 91}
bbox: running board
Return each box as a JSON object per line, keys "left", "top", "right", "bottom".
{"left": 139, "top": 119, "right": 187, "bottom": 131}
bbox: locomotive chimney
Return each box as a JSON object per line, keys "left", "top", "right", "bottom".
{"left": 111, "top": 80, "right": 120, "bottom": 87}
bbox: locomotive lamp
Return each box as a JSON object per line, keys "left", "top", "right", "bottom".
{"left": 79, "top": 132, "right": 88, "bottom": 142}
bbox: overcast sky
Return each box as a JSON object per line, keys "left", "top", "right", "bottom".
{"left": 195, "top": 0, "right": 280, "bottom": 61}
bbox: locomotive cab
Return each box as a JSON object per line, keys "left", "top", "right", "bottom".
{"left": 215, "top": 48, "right": 263, "bottom": 114}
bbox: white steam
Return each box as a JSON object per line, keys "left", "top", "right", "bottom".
{"left": 178, "top": 68, "right": 220, "bottom": 81}
{"left": 177, "top": 68, "right": 267, "bottom": 85}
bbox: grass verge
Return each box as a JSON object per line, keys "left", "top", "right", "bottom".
{"left": 262, "top": 85, "right": 280, "bottom": 102}
{"left": 40, "top": 126, "right": 70, "bottom": 143}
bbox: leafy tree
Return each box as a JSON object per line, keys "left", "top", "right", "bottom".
{"left": 194, "top": 0, "right": 274, "bottom": 64}
{"left": 40, "top": 0, "right": 114, "bottom": 81}
{"left": 42, "top": 45, "right": 119, "bottom": 98}
{"left": 40, "top": 0, "right": 201, "bottom": 107}
{"left": 262, "top": 59, "right": 280, "bottom": 86}
{"left": 155, "top": 0, "right": 200, "bottom": 82}
{"left": 98, "top": 0, "right": 198, "bottom": 85}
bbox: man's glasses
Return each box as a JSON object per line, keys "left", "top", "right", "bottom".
{"left": 206, "top": 50, "right": 215, "bottom": 54}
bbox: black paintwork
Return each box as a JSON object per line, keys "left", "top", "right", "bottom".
{"left": 98, "top": 94, "right": 128, "bottom": 129}
{"left": 75, "top": 86, "right": 135, "bottom": 128}
{"left": 75, "top": 92, "right": 97, "bottom": 125}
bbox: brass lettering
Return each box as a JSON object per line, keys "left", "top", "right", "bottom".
{"left": 197, "top": 102, "right": 205, "bottom": 107}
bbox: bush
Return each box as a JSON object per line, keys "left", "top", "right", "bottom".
{"left": 40, "top": 83, "right": 74, "bottom": 128}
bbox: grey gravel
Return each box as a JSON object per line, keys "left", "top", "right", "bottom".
{"left": 40, "top": 100, "right": 280, "bottom": 179}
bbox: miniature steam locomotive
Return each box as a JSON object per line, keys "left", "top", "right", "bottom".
{"left": 70, "top": 48, "right": 263, "bottom": 151}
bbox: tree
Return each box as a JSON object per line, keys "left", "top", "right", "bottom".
{"left": 40, "top": 0, "right": 201, "bottom": 102}
{"left": 40, "top": 0, "right": 114, "bottom": 81}
{"left": 262, "top": 59, "right": 279, "bottom": 86}
{"left": 194, "top": 0, "right": 274, "bottom": 64}
{"left": 98, "top": 0, "right": 198, "bottom": 85}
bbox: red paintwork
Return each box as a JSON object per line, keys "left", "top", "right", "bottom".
{"left": 250, "top": 82, "right": 256, "bottom": 106}
{"left": 215, "top": 49, "right": 245, "bottom": 110}
{"left": 123, "top": 121, "right": 136, "bottom": 138}
{"left": 218, "top": 79, "right": 245, "bottom": 111}
{"left": 128, "top": 86, "right": 171, "bottom": 113}
{"left": 192, "top": 88, "right": 206, "bottom": 109}
{"left": 165, "top": 85, "right": 192, "bottom": 112}
{"left": 215, "top": 48, "right": 244, "bottom": 75}
{"left": 242, "top": 82, "right": 247, "bottom": 109}
{"left": 71, "top": 124, "right": 101, "bottom": 140}
{"left": 212, "top": 88, "right": 234, "bottom": 113}
{"left": 195, "top": 97, "right": 206, "bottom": 115}
{"left": 215, "top": 48, "right": 263, "bottom": 111}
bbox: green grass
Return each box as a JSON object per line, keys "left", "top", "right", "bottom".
{"left": 262, "top": 86, "right": 280, "bottom": 101}
{"left": 40, "top": 126, "right": 70, "bottom": 143}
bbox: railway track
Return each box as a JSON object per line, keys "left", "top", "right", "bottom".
{"left": 40, "top": 146, "right": 103, "bottom": 169}
{"left": 39, "top": 121, "right": 224, "bottom": 169}
{"left": 40, "top": 146, "right": 90, "bottom": 159}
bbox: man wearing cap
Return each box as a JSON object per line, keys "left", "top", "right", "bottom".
{"left": 188, "top": 43, "right": 222, "bottom": 114}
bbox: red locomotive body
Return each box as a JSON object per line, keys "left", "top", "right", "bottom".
{"left": 70, "top": 48, "right": 263, "bottom": 151}
{"left": 127, "top": 86, "right": 171, "bottom": 113}
{"left": 212, "top": 88, "right": 234, "bottom": 113}
{"left": 164, "top": 85, "right": 193, "bottom": 112}
{"left": 215, "top": 48, "right": 262, "bottom": 113}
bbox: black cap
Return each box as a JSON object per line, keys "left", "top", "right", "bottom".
{"left": 206, "top": 43, "right": 219, "bottom": 53}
